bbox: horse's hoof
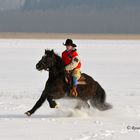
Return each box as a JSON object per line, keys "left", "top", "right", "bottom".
{"left": 25, "top": 111, "right": 32, "bottom": 117}
{"left": 50, "top": 101, "right": 58, "bottom": 108}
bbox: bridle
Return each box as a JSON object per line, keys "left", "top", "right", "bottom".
{"left": 41, "top": 54, "right": 56, "bottom": 71}
{"left": 40, "top": 61, "right": 49, "bottom": 71}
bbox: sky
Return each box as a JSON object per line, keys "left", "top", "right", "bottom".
{"left": 0, "top": 0, "right": 140, "bottom": 34}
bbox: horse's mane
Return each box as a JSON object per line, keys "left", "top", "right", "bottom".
{"left": 54, "top": 52, "right": 65, "bottom": 71}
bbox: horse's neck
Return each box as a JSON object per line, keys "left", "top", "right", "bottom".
{"left": 49, "top": 66, "right": 65, "bottom": 79}
{"left": 48, "top": 55, "right": 65, "bottom": 79}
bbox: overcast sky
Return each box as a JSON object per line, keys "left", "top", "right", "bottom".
{"left": 0, "top": 0, "right": 140, "bottom": 34}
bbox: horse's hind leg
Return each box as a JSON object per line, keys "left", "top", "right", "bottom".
{"left": 75, "top": 100, "right": 90, "bottom": 109}
{"left": 25, "top": 90, "right": 47, "bottom": 116}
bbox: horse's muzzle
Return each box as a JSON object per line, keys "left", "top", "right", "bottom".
{"left": 36, "top": 64, "right": 40, "bottom": 69}
{"left": 36, "top": 63, "right": 43, "bottom": 71}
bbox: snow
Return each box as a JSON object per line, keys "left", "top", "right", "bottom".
{"left": 0, "top": 39, "right": 140, "bottom": 140}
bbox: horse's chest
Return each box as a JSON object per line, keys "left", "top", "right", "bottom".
{"left": 45, "top": 79, "right": 65, "bottom": 93}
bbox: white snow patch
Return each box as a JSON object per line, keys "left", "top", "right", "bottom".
{"left": 0, "top": 39, "right": 140, "bottom": 140}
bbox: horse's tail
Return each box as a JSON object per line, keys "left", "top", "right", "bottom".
{"left": 90, "top": 82, "right": 112, "bottom": 111}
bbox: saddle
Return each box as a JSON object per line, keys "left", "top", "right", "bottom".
{"left": 65, "top": 72, "right": 86, "bottom": 97}
{"left": 65, "top": 74, "right": 86, "bottom": 85}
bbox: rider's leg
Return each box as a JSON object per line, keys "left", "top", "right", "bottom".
{"left": 72, "top": 69, "right": 81, "bottom": 86}
{"left": 73, "top": 76, "right": 78, "bottom": 86}
{"left": 72, "top": 76, "right": 78, "bottom": 97}
{"left": 70, "top": 69, "right": 81, "bottom": 97}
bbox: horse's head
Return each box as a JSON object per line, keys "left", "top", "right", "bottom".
{"left": 36, "top": 49, "right": 56, "bottom": 71}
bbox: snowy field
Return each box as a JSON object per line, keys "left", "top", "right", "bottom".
{"left": 0, "top": 39, "right": 140, "bottom": 140}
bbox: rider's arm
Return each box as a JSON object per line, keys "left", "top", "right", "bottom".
{"left": 65, "top": 56, "right": 80, "bottom": 71}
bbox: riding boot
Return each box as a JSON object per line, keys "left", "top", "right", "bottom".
{"left": 70, "top": 85, "right": 78, "bottom": 97}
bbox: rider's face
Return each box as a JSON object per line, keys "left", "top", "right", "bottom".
{"left": 66, "top": 45, "right": 73, "bottom": 51}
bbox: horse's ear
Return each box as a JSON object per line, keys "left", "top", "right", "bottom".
{"left": 45, "top": 49, "right": 47, "bottom": 54}
{"left": 51, "top": 49, "right": 54, "bottom": 55}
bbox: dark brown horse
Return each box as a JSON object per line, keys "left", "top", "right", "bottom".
{"left": 25, "top": 49, "right": 112, "bottom": 116}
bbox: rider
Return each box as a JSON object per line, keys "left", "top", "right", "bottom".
{"left": 62, "top": 39, "right": 81, "bottom": 97}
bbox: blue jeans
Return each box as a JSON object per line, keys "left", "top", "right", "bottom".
{"left": 73, "top": 76, "right": 78, "bottom": 86}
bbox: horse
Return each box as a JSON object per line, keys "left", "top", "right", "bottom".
{"left": 25, "top": 49, "right": 112, "bottom": 116}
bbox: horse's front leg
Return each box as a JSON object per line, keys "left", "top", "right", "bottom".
{"left": 47, "top": 96, "right": 58, "bottom": 108}
{"left": 25, "top": 90, "right": 47, "bottom": 116}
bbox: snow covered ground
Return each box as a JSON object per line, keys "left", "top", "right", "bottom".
{"left": 0, "top": 39, "right": 140, "bottom": 140}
